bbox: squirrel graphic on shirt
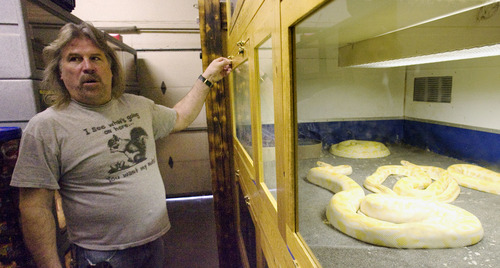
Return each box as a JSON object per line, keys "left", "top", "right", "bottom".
{"left": 107, "top": 127, "right": 148, "bottom": 173}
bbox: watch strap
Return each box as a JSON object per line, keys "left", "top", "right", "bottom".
{"left": 198, "top": 75, "right": 214, "bottom": 88}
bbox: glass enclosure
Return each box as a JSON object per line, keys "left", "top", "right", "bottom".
{"left": 293, "top": 0, "right": 500, "bottom": 267}
{"left": 233, "top": 61, "right": 253, "bottom": 159}
{"left": 257, "top": 37, "right": 277, "bottom": 200}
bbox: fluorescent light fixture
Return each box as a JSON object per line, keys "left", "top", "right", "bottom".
{"left": 349, "top": 43, "right": 500, "bottom": 68}
{"left": 166, "top": 194, "right": 213, "bottom": 202}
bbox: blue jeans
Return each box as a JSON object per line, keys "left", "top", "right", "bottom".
{"left": 74, "top": 238, "right": 165, "bottom": 268}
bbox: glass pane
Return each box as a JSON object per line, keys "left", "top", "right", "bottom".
{"left": 258, "top": 37, "right": 277, "bottom": 200}
{"left": 233, "top": 61, "right": 253, "bottom": 159}
{"left": 229, "top": 0, "right": 238, "bottom": 16}
{"left": 294, "top": 1, "right": 500, "bottom": 267}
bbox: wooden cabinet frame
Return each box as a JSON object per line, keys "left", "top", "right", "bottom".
{"left": 280, "top": 1, "right": 331, "bottom": 267}
{"left": 225, "top": 0, "right": 330, "bottom": 267}
{"left": 229, "top": 0, "right": 297, "bottom": 266}
{"left": 200, "top": 0, "right": 332, "bottom": 267}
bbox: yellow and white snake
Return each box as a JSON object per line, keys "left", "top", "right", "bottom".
{"left": 364, "top": 160, "right": 461, "bottom": 203}
{"left": 329, "top": 140, "right": 390, "bottom": 158}
{"left": 305, "top": 160, "right": 500, "bottom": 248}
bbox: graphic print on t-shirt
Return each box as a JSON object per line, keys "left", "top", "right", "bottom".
{"left": 107, "top": 127, "right": 148, "bottom": 173}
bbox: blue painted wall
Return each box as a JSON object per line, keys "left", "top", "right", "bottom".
{"left": 296, "top": 120, "right": 404, "bottom": 147}
{"left": 403, "top": 120, "right": 500, "bottom": 166}
{"left": 291, "top": 119, "right": 500, "bottom": 166}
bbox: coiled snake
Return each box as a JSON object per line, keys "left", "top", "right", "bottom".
{"left": 306, "top": 160, "right": 498, "bottom": 248}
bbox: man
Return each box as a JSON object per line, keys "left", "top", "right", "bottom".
{"left": 10, "top": 22, "right": 232, "bottom": 268}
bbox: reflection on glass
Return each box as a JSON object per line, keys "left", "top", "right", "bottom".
{"left": 258, "top": 37, "right": 277, "bottom": 200}
{"left": 233, "top": 61, "right": 253, "bottom": 159}
{"left": 230, "top": 0, "right": 237, "bottom": 16}
{"left": 294, "top": 1, "right": 500, "bottom": 266}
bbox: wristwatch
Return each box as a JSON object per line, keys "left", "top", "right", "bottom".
{"left": 198, "top": 75, "right": 214, "bottom": 88}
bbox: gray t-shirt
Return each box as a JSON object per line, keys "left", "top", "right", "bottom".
{"left": 11, "top": 94, "right": 177, "bottom": 250}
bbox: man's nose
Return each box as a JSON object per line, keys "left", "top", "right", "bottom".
{"left": 82, "top": 58, "right": 96, "bottom": 73}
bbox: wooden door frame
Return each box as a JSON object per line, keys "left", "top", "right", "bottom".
{"left": 198, "top": 1, "right": 243, "bottom": 267}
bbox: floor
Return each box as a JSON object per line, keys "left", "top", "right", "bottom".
{"left": 162, "top": 195, "right": 219, "bottom": 268}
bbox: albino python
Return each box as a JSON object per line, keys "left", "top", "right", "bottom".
{"left": 329, "top": 140, "right": 390, "bottom": 159}
{"left": 447, "top": 164, "right": 500, "bottom": 194}
{"left": 364, "top": 160, "right": 461, "bottom": 203}
{"left": 306, "top": 161, "right": 485, "bottom": 248}
{"left": 330, "top": 140, "right": 499, "bottom": 196}
{"left": 364, "top": 160, "right": 500, "bottom": 197}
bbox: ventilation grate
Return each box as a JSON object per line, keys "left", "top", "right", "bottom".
{"left": 413, "top": 76, "right": 452, "bottom": 103}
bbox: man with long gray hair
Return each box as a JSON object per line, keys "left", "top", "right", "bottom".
{"left": 11, "top": 22, "right": 232, "bottom": 267}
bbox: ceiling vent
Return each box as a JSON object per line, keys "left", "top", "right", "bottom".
{"left": 413, "top": 76, "right": 452, "bottom": 103}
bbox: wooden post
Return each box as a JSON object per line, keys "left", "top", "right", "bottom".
{"left": 198, "top": 0, "right": 241, "bottom": 267}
